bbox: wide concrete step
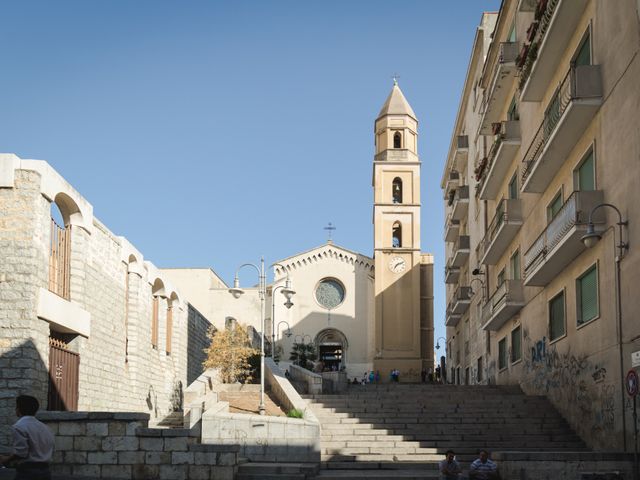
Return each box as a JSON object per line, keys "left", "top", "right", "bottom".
{"left": 237, "top": 462, "right": 319, "bottom": 480}
{"left": 316, "top": 470, "right": 440, "bottom": 479}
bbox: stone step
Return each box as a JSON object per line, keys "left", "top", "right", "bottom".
{"left": 315, "top": 470, "right": 440, "bottom": 479}
{"left": 236, "top": 461, "right": 319, "bottom": 480}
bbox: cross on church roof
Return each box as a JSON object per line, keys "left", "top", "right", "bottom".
{"left": 392, "top": 73, "right": 400, "bottom": 85}
{"left": 324, "top": 222, "right": 336, "bottom": 243}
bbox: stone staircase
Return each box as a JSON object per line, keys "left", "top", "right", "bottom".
{"left": 303, "top": 383, "right": 588, "bottom": 479}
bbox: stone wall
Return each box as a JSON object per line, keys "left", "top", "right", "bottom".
{"left": 0, "top": 156, "right": 213, "bottom": 444}
{"left": 38, "top": 411, "right": 237, "bottom": 480}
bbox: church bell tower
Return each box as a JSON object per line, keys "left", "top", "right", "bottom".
{"left": 372, "top": 81, "right": 426, "bottom": 380}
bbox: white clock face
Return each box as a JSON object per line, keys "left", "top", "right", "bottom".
{"left": 389, "top": 256, "right": 406, "bottom": 273}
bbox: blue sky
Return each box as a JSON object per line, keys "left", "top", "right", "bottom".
{"left": 1, "top": 1, "right": 499, "bottom": 350}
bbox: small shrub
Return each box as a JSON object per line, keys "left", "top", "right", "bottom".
{"left": 287, "top": 408, "right": 304, "bottom": 418}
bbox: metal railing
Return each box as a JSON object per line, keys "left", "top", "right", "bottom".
{"left": 521, "top": 65, "right": 602, "bottom": 186}
{"left": 453, "top": 235, "right": 470, "bottom": 254}
{"left": 499, "top": 41, "right": 519, "bottom": 64}
{"left": 457, "top": 135, "right": 469, "bottom": 150}
{"left": 478, "top": 199, "right": 522, "bottom": 261}
{"left": 523, "top": 190, "right": 603, "bottom": 277}
{"left": 49, "top": 217, "right": 71, "bottom": 300}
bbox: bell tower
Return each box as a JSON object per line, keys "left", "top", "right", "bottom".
{"left": 372, "top": 81, "right": 425, "bottom": 380}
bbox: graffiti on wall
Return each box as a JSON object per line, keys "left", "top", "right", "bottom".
{"left": 521, "top": 330, "right": 615, "bottom": 444}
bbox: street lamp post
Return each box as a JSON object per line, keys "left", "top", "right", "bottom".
{"left": 270, "top": 263, "right": 296, "bottom": 357}
{"left": 435, "top": 336, "right": 447, "bottom": 351}
{"left": 228, "top": 258, "right": 267, "bottom": 415}
{"left": 580, "top": 203, "right": 631, "bottom": 460}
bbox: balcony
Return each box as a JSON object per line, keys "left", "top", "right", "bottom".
{"left": 454, "top": 135, "right": 469, "bottom": 171}
{"left": 444, "top": 170, "right": 459, "bottom": 202}
{"left": 444, "top": 215, "right": 461, "bottom": 242}
{"left": 523, "top": 190, "right": 605, "bottom": 286}
{"left": 521, "top": 65, "right": 602, "bottom": 193}
{"left": 450, "top": 286, "right": 472, "bottom": 315}
{"left": 450, "top": 185, "right": 469, "bottom": 221}
{"left": 477, "top": 121, "right": 521, "bottom": 200}
{"left": 445, "top": 261, "right": 460, "bottom": 284}
{"left": 481, "top": 280, "right": 525, "bottom": 331}
{"left": 445, "top": 308, "right": 462, "bottom": 328}
{"left": 451, "top": 235, "right": 470, "bottom": 267}
{"left": 375, "top": 149, "right": 419, "bottom": 162}
{"left": 479, "top": 42, "right": 520, "bottom": 134}
{"left": 520, "top": 0, "right": 590, "bottom": 102}
{"left": 478, "top": 199, "right": 523, "bottom": 265}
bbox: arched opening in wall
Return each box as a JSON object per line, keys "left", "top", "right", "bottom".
{"left": 151, "top": 279, "right": 165, "bottom": 349}
{"left": 392, "top": 177, "right": 403, "bottom": 204}
{"left": 392, "top": 222, "right": 402, "bottom": 248}
{"left": 166, "top": 292, "right": 179, "bottom": 355}
{"left": 124, "top": 254, "right": 139, "bottom": 363}
{"left": 315, "top": 328, "right": 348, "bottom": 372}
{"left": 49, "top": 201, "right": 71, "bottom": 299}
{"left": 393, "top": 131, "right": 402, "bottom": 149}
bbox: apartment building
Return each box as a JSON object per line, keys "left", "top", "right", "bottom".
{"left": 442, "top": 0, "right": 640, "bottom": 451}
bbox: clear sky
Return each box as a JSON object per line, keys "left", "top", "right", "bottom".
{"left": 1, "top": 1, "right": 499, "bottom": 351}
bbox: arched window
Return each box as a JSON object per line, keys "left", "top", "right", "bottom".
{"left": 166, "top": 299, "right": 173, "bottom": 355}
{"left": 151, "top": 278, "right": 165, "bottom": 349}
{"left": 393, "top": 132, "right": 402, "bottom": 149}
{"left": 392, "top": 222, "right": 402, "bottom": 248}
{"left": 49, "top": 201, "right": 71, "bottom": 299}
{"left": 392, "top": 177, "right": 403, "bottom": 203}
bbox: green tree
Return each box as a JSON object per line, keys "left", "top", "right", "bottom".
{"left": 203, "top": 323, "right": 259, "bottom": 383}
{"left": 289, "top": 342, "right": 317, "bottom": 370}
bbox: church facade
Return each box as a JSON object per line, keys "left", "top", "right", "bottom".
{"left": 168, "top": 83, "right": 435, "bottom": 381}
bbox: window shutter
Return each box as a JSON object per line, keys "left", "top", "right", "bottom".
{"left": 549, "top": 292, "right": 565, "bottom": 340}
{"left": 579, "top": 266, "right": 598, "bottom": 323}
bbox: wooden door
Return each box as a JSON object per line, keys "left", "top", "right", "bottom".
{"left": 47, "top": 337, "right": 79, "bottom": 411}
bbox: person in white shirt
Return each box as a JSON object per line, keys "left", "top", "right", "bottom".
{"left": 0, "top": 395, "right": 55, "bottom": 480}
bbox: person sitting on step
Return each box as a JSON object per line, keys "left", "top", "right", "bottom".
{"left": 469, "top": 449, "right": 499, "bottom": 479}
{"left": 439, "top": 449, "right": 462, "bottom": 479}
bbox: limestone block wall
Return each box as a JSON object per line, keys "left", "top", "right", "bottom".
{"left": 37, "top": 411, "right": 238, "bottom": 480}
{"left": 0, "top": 155, "right": 213, "bottom": 444}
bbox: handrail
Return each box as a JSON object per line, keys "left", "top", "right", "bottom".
{"left": 521, "top": 65, "right": 601, "bottom": 186}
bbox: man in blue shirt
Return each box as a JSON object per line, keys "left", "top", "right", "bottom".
{"left": 469, "top": 449, "right": 499, "bottom": 479}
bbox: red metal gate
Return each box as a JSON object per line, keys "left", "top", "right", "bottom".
{"left": 47, "top": 337, "right": 79, "bottom": 411}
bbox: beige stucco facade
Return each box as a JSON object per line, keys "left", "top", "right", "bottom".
{"left": 442, "top": 0, "right": 640, "bottom": 451}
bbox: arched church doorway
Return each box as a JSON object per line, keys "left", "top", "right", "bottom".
{"left": 315, "top": 328, "right": 348, "bottom": 372}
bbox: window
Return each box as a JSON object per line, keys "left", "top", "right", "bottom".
{"left": 508, "top": 172, "right": 518, "bottom": 199}
{"left": 477, "top": 357, "right": 483, "bottom": 382}
{"left": 166, "top": 303, "right": 173, "bottom": 355}
{"left": 392, "top": 222, "right": 402, "bottom": 248}
{"left": 574, "top": 30, "right": 591, "bottom": 66}
{"left": 549, "top": 290, "right": 566, "bottom": 341}
{"left": 511, "top": 326, "right": 522, "bottom": 363}
{"left": 507, "top": 95, "right": 519, "bottom": 121}
{"left": 577, "top": 264, "right": 599, "bottom": 325}
{"left": 486, "top": 330, "right": 491, "bottom": 354}
{"left": 49, "top": 203, "right": 71, "bottom": 300}
{"left": 151, "top": 296, "right": 159, "bottom": 349}
{"left": 393, "top": 132, "right": 402, "bottom": 149}
{"left": 498, "top": 338, "right": 507, "bottom": 370}
{"left": 315, "top": 278, "right": 346, "bottom": 310}
{"left": 507, "top": 22, "right": 516, "bottom": 42}
{"left": 575, "top": 149, "right": 595, "bottom": 191}
{"left": 392, "top": 177, "right": 403, "bottom": 203}
{"left": 497, "top": 268, "right": 505, "bottom": 287}
{"left": 510, "top": 250, "right": 521, "bottom": 280}
{"left": 547, "top": 191, "right": 563, "bottom": 222}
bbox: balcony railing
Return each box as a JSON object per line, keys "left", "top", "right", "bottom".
{"left": 523, "top": 190, "right": 605, "bottom": 286}
{"left": 49, "top": 217, "right": 71, "bottom": 300}
{"left": 449, "top": 286, "right": 472, "bottom": 316}
{"left": 479, "top": 42, "right": 519, "bottom": 134}
{"left": 444, "top": 215, "right": 461, "bottom": 242}
{"left": 478, "top": 199, "right": 523, "bottom": 265}
{"left": 445, "top": 261, "right": 460, "bottom": 284}
{"left": 481, "top": 280, "right": 525, "bottom": 331}
{"left": 375, "top": 149, "right": 419, "bottom": 162}
{"left": 445, "top": 308, "right": 462, "bottom": 328}
{"left": 521, "top": 64, "right": 602, "bottom": 193}
{"left": 451, "top": 235, "right": 470, "bottom": 267}
{"left": 451, "top": 185, "right": 470, "bottom": 221}
{"left": 477, "top": 121, "right": 521, "bottom": 200}
{"left": 444, "top": 170, "right": 460, "bottom": 200}
{"left": 520, "top": 0, "right": 591, "bottom": 101}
